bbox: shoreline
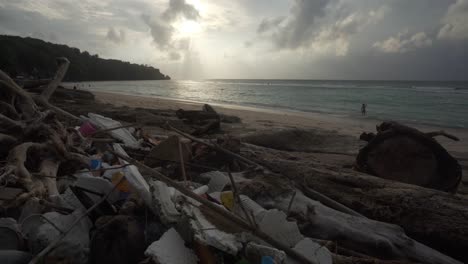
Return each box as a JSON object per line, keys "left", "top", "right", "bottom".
{"left": 93, "top": 90, "right": 468, "bottom": 154}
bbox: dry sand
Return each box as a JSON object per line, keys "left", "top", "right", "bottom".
{"left": 92, "top": 90, "right": 468, "bottom": 193}
{"left": 93, "top": 91, "right": 468, "bottom": 154}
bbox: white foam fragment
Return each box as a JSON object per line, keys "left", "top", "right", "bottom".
{"left": 202, "top": 171, "right": 230, "bottom": 193}
{"left": 286, "top": 238, "right": 332, "bottom": 264}
{"left": 88, "top": 113, "right": 140, "bottom": 148}
{"left": 145, "top": 228, "right": 198, "bottom": 264}
{"left": 151, "top": 180, "right": 181, "bottom": 224}
{"left": 192, "top": 185, "right": 209, "bottom": 195}
{"left": 201, "top": 171, "right": 250, "bottom": 194}
{"left": 187, "top": 205, "right": 242, "bottom": 255}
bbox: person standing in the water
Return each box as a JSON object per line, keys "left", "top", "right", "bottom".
{"left": 361, "top": 103, "right": 367, "bottom": 116}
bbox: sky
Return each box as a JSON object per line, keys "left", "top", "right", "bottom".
{"left": 0, "top": 0, "right": 467, "bottom": 80}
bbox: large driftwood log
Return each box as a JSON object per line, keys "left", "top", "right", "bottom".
{"left": 356, "top": 121, "right": 461, "bottom": 192}
{"left": 243, "top": 144, "right": 468, "bottom": 263}
{"left": 239, "top": 179, "right": 460, "bottom": 264}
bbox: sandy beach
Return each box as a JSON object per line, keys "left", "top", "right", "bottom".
{"left": 93, "top": 91, "right": 468, "bottom": 154}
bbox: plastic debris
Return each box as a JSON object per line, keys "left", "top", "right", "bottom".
{"left": 184, "top": 204, "right": 243, "bottom": 255}
{"left": 145, "top": 228, "right": 198, "bottom": 264}
{"left": 286, "top": 238, "right": 332, "bottom": 264}
{"left": 245, "top": 242, "right": 286, "bottom": 264}
{"left": 150, "top": 180, "right": 181, "bottom": 224}
{"left": 78, "top": 121, "right": 97, "bottom": 137}
{"left": 88, "top": 113, "right": 140, "bottom": 148}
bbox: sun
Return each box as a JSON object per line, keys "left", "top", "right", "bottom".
{"left": 178, "top": 19, "right": 201, "bottom": 36}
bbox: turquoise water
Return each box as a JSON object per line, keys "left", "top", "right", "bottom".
{"left": 77, "top": 79, "right": 468, "bottom": 129}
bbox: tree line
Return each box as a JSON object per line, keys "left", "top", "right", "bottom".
{"left": 0, "top": 35, "right": 170, "bottom": 81}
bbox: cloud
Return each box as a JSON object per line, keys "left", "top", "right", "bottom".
{"left": 255, "top": 0, "right": 386, "bottom": 55}
{"left": 257, "top": 16, "right": 285, "bottom": 34}
{"left": 437, "top": 0, "right": 468, "bottom": 40}
{"left": 106, "top": 28, "right": 126, "bottom": 44}
{"left": 143, "top": 0, "right": 199, "bottom": 50}
{"left": 373, "top": 31, "right": 432, "bottom": 53}
{"left": 162, "top": 0, "right": 200, "bottom": 21}
{"left": 169, "top": 51, "right": 181, "bottom": 60}
{"left": 257, "top": 0, "right": 329, "bottom": 49}
{"left": 142, "top": 14, "right": 175, "bottom": 48}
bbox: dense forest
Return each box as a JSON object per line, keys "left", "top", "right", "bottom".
{"left": 0, "top": 35, "right": 170, "bottom": 81}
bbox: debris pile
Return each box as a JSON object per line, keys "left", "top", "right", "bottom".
{"left": 0, "top": 59, "right": 464, "bottom": 264}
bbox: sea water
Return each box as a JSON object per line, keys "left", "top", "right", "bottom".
{"left": 78, "top": 79, "right": 468, "bottom": 129}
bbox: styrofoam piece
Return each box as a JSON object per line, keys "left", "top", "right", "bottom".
{"left": 256, "top": 209, "right": 303, "bottom": 248}
{"left": 88, "top": 113, "right": 140, "bottom": 148}
{"left": 150, "top": 180, "right": 181, "bottom": 224}
{"left": 192, "top": 185, "right": 209, "bottom": 195}
{"left": 113, "top": 144, "right": 151, "bottom": 204}
{"left": 286, "top": 238, "right": 332, "bottom": 264}
{"left": 186, "top": 205, "right": 242, "bottom": 255}
{"left": 201, "top": 171, "right": 230, "bottom": 193}
{"left": 73, "top": 174, "right": 120, "bottom": 204}
{"left": 200, "top": 171, "right": 250, "bottom": 194}
{"left": 145, "top": 228, "right": 198, "bottom": 264}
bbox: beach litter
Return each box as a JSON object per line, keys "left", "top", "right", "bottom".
{"left": 0, "top": 58, "right": 465, "bottom": 264}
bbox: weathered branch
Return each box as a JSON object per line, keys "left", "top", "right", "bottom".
{"left": 40, "top": 57, "right": 70, "bottom": 101}
{"left": 426, "top": 131, "right": 460, "bottom": 141}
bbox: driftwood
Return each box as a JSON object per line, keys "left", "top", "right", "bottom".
{"left": 356, "top": 121, "right": 461, "bottom": 192}
{"left": 176, "top": 104, "right": 221, "bottom": 135}
{"left": 0, "top": 58, "right": 87, "bottom": 210}
{"left": 243, "top": 144, "right": 468, "bottom": 263}
{"left": 241, "top": 182, "right": 460, "bottom": 264}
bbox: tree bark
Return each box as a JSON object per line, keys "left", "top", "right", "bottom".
{"left": 244, "top": 144, "right": 468, "bottom": 263}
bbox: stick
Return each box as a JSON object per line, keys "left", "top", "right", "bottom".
{"left": 29, "top": 176, "right": 125, "bottom": 264}
{"left": 178, "top": 137, "right": 188, "bottom": 185}
{"left": 227, "top": 168, "right": 255, "bottom": 226}
{"left": 426, "top": 131, "right": 460, "bottom": 141}
{"left": 287, "top": 190, "right": 297, "bottom": 216}
{"left": 302, "top": 181, "right": 364, "bottom": 218}
{"left": 40, "top": 57, "right": 70, "bottom": 101}
{"left": 112, "top": 151, "right": 316, "bottom": 264}
{"left": 166, "top": 124, "right": 263, "bottom": 169}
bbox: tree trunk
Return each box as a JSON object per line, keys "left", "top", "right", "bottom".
{"left": 356, "top": 121, "right": 461, "bottom": 192}
{"left": 244, "top": 144, "right": 468, "bottom": 263}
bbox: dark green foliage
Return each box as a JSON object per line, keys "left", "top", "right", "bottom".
{"left": 0, "top": 35, "right": 170, "bottom": 81}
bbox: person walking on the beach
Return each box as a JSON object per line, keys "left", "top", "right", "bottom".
{"left": 361, "top": 103, "right": 367, "bottom": 116}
